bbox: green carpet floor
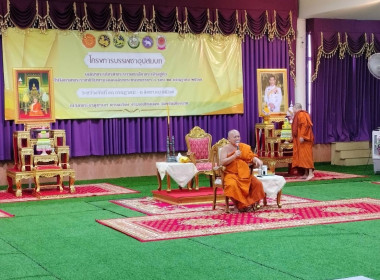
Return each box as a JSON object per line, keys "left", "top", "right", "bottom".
{"left": 0, "top": 163, "right": 379, "bottom": 280}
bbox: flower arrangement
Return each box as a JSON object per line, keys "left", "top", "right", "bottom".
{"left": 262, "top": 104, "right": 271, "bottom": 123}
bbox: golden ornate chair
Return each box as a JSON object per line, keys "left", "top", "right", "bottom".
{"left": 211, "top": 138, "right": 230, "bottom": 213}
{"left": 185, "top": 126, "right": 213, "bottom": 190}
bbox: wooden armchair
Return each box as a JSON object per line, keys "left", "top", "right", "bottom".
{"left": 211, "top": 138, "right": 230, "bottom": 213}
{"left": 185, "top": 126, "right": 213, "bottom": 190}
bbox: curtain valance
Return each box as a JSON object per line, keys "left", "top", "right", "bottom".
{"left": 307, "top": 18, "right": 380, "bottom": 81}
{"left": 0, "top": 1, "right": 296, "bottom": 40}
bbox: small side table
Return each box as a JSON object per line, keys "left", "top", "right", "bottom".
{"left": 156, "top": 162, "right": 198, "bottom": 192}
{"left": 34, "top": 167, "right": 76, "bottom": 198}
{"left": 256, "top": 175, "right": 286, "bottom": 208}
{"left": 6, "top": 169, "right": 34, "bottom": 197}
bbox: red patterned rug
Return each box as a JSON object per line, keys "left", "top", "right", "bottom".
{"left": 0, "top": 183, "right": 139, "bottom": 203}
{"left": 278, "top": 170, "right": 365, "bottom": 183}
{"left": 97, "top": 198, "right": 380, "bottom": 242}
{"left": 110, "top": 195, "right": 316, "bottom": 215}
{"left": 0, "top": 209, "right": 14, "bottom": 218}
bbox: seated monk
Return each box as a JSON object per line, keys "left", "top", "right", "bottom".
{"left": 29, "top": 98, "right": 44, "bottom": 116}
{"left": 220, "top": 129, "right": 265, "bottom": 213}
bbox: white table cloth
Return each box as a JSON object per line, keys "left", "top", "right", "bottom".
{"left": 255, "top": 174, "right": 286, "bottom": 198}
{"left": 156, "top": 162, "right": 198, "bottom": 188}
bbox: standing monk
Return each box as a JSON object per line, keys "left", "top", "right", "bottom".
{"left": 220, "top": 129, "right": 265, "bottom": 212}
{"left": 291, "top": 103, "right": 314, "bottom": 180}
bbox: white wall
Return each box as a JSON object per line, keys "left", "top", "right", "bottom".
{"left": 295, "top": 18, "right": 306, "bottom": 109}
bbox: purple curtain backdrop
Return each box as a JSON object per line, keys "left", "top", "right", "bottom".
{"left": 307, "top": 18, "right": 380, "bottom": 144}
{"left": 0, "top": 35, "right": 293, "bottom": 160}
{"left": 311, "top": 55, "right": 380, "bottom": 143}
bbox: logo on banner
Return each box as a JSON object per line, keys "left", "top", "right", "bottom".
{"left": 157, "top": 35, "right": 166, "bottom": 50}
{"left": 82, "top": 33, "right": 96, "bottom": 48}
{"left": 113, "top": 35, "right": 125, "bottom": 48}
{"left": 128, "top": 34, "right": 140, "bottom": 49}
{"left": 142, "top": 36, "right": 154, "bottom": 49}
{"left": 98, "top": 34, "right": 111, "bottom": 48}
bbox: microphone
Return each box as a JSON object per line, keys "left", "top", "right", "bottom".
{"left": 236, "top": 141, "right": 240, "bottom": 150}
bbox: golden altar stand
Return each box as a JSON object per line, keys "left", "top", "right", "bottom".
{"left": 7, "top": 122, "right": 75, "bottom": 197}
{"left": 255, "top": 116, "right": 293, "bottom": 173}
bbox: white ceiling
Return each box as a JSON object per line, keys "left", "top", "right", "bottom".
{"left": 299, "top": 0, "right": 380, "bottom": 20}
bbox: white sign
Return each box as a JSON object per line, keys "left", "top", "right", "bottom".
{"left": 84, "top": 52, "right": 165, "bottom": 69}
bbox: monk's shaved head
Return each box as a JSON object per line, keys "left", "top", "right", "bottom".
{"left": 228, "top": 129, "right": 239, "bottom": 139}
{"left": 293, "top": 103, "right": 302, "bottom": 113}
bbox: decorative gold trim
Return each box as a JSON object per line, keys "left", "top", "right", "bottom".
{"left": 267, "top": 10, "right": 275, "bottom": 41}
{"left": 80, "top": 2, "right": 90, "bottom": 34}
{"left": 287, "top": 38, "right": 296, "bottom": 83}
{"left": 311, "top": 32, "right": 340, "bottom": 82}
{"left": 148, "top": 5, "right": 155, "bottom": 32}
{"left": 367, "top": 33, "right": 375, "bottom": 58}
{"left": 272, "top": 10, "right": 295, "bottom": 40}
{"left": 206, "top": 8, "right": 213, "bottom": 34}
{"left": 311, "top": 31, "right": 374, "bottom": 81}
{"left": 116, "top": 3, "right": 123, "bottom": 32}
{"left": 236, "top": 10, "right": 243, "bottom": 38}
{"left": 186, "top": 126, "right": 210, "bottom": 138}
{"left": 140, "top": 5, "right": 150, "bottom": 32}
{"left": 110, "top": 3, "right": 118, "bottom": 34}
{"left": 243, "top": 10, "right": 269, "bottom": 40}
{"left": 213, "top": 8, "right": 219, "bottom": 35}
{"left": 345, "top": 32, "right": 368, "bottom": 58}
{"left": 176, "top": 7, "right": 182, "bottom": 34}
{"left": 181, "top": 7, "right": 189, "bottom": 34}
{"left": 72, "top": 2, "right": 82, "bottom": 32}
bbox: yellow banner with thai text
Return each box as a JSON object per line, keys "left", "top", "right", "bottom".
{"left": 3, "top": 28, "right": 243, "bottom": 120}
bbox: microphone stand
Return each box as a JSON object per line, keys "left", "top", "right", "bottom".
{"left": 166, "top": 106, "right": 176, "bottom": 162}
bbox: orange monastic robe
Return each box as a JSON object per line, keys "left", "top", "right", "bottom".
{"left": 292, "top": 110, "right": 314, "bottom": 169}
{"left": 223, "top": 143, "right": 265, "bottom": 210}
{"left": 29, "top": 102, "right": 44, "bottom": 116}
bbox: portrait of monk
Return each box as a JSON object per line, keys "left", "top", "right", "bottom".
{"left": 29, "top": 97, "right": 44, "bottom": 116}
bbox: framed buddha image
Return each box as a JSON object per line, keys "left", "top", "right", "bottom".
{"left": 13, "top": 68, "right": 55, "bottom": 124}
{"left": 257, "top": 68, "right": 288, "bottom": 117}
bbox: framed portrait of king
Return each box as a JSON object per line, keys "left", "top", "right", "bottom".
{"left": 256, "top": 68, "right": 288, "bottom": 117}
{"left": 13, "top": 68, "right": 55, "bottom": 124}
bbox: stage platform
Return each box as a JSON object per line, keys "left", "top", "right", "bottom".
{"left": 152, "top": 187, "right": 224, "bottom": 205}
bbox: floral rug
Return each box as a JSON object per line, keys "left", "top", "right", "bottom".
{"left": 0, "top": 209, "right": 14, "bottom": 218}
{"left": 110, "top": 195, "right": 316, "bottom": 215}
{"left": 277, "top": 170, "right": 365, "bottom": 183}
{"left": 97, "top": 198, "right": 380, "bottom": 242}
{"left": 0, "top": 183, "right": 139, "bottom": 203}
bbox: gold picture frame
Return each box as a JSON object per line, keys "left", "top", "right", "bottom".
{"left": 257, "top": 68, "right": 288, "bottom": 117}
{"left": 13, "top": 68, "right": 55, "bottom": 124}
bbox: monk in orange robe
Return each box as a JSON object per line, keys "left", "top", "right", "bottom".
{"left": 291, "top": 103, "right": 314, "bottom": 180}
{"left": 220, "top": 129, "right": 265, "bottom": 212}
{"left": 29, "top": 98, "right": 44, "bottom": 116}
